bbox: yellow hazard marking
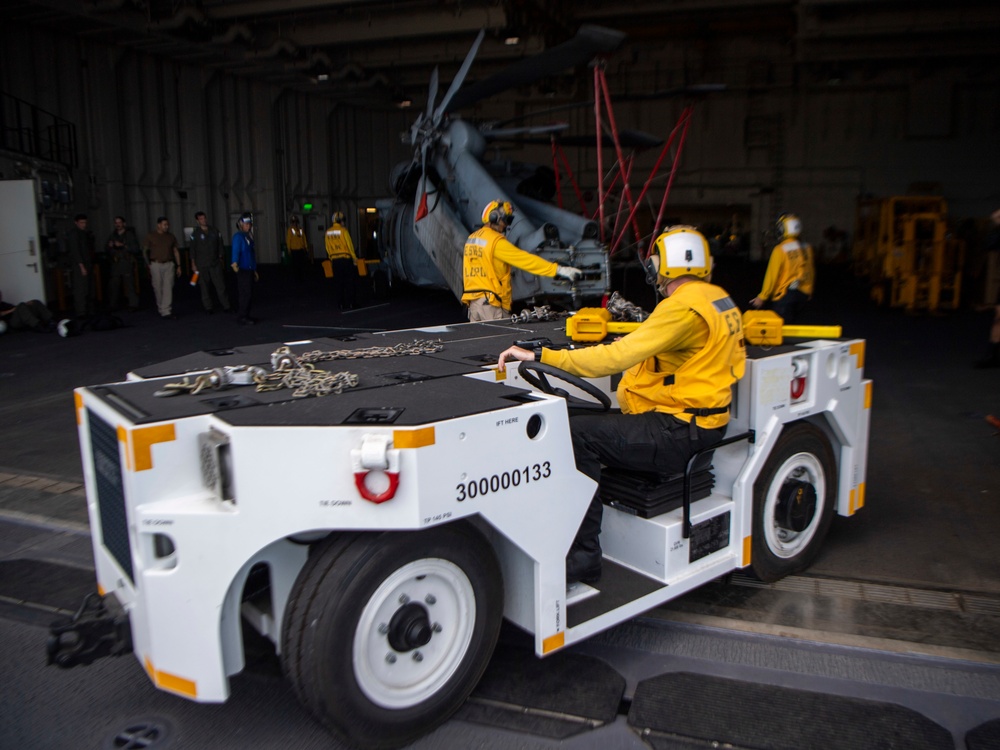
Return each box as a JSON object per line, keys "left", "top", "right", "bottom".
{"left": 117, "top": 426, "right": 131, "bottom": 470}
{"left": 145, "top": 655, "right": 198, "bottom": 698}
{"left": 129, "top": 424, "right": 177, "bottom": 472}
{"left": 542, "top": 632, "right": 565, "bottom": 654}
{"left": 97, "top": 583, "right": 105, "bottom": 596}
{"left": 865, "top": 381, "right": 872, "bottom": 409}
{"left": 742, "top": 536, "right": 752, "bottom": 567}
{"left": 74, "top": 391, "right": 83, "bottom": 425}
{"left": 494, "top": 367, "right": 506, "bottom": 381}
{"left": 849, "top": 488, "right": 856, "bottom": 514}
{"left": 394, "top": 427, "right": 435, "bottom": 449}
{"left": 849, "top": 342, "right": 865, "bottom": 369}
{"left": 857, "top": 482, "right": 866, "bottom": 510}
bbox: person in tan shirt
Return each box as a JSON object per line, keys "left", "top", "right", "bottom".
{"left": 142, "top": 216, "right": 181, "bottom": 319}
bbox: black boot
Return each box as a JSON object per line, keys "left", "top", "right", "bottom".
{"left": 566, "top": 494, "right": 603, "bottom": 584}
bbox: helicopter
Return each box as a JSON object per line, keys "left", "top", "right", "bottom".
{"left": 375, "top": 25, "right": 635, "bottom": 310}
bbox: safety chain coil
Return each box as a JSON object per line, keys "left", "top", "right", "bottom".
{"left": 255, "top": 364, "right": 358, "bottom": 399}
{"left": 510, "top": 306, "right": 569, "bottom": 324}
{"left": 276, "top": 339, "right": 444, "bottom": 364}
{"left": 154, "top": 340, "right": 444, "bottom": 399}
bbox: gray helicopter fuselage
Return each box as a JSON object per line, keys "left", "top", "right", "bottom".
{"left": 379, "top": 119, "right": 609, "bottom": 308}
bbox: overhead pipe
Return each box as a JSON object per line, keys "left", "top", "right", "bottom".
{"left": 211, "top": 24, "right": 254, "bottom": 46}
{"left": 147, "top": 7, "right": 206, "bottom": 31}
{"left": 250, "top": 38, "right": 299, "bottom": 60}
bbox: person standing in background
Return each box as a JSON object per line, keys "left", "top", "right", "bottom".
{"left": 462, "top": 200, "right": 580, "bottom": 321}
{"left": 105, "top": 215, "right": 140, "bottom": 312}
{"left": 286, "top": 214, "right": 311, "bottom": 283}
{"left": 189, "top": 211, "right": 231, "bottom": 314}
{"left": 325, "top": 211, "right": 358, "bottom": 310}
{"left": 65, "top": 213, "right": 93, "bottom": 318}
{"left": 750, "top": 213, "right": 815, "bottom": 324}
{"left": 231, "top": 212, "right": 258, "bottom": 325}
{"left": 143, "top": 216, "right": 182, "bottom": 320}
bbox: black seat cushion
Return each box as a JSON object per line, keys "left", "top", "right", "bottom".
{"left": 599, "top": 459, "right": 715, "bottom": 519}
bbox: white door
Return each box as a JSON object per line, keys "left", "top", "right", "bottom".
{"left": 0, "top": 180, "right": 44, "bottom": 304}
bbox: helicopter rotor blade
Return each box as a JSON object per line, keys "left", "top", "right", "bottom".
{"left": 491, "top": 84, "right": 726, "bottom": 129}
{"left": 505, "top": 129, "right": 664, "bottom": 150}
{"left": 433, "top": 28, "right": 485, "bottom": 125}
{"left": 449, "top": 25, "right": 625, "bottom": 111}
{"left": 426, "top": 66, "right": 440, "bottom": 118}
{"left": 482, "top": 123, "right": 570, "bottom": 139}
{"left": 409, "top": 66, "right": 441, "bottom": 145}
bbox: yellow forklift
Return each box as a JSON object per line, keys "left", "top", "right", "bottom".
{"left": 852, "top": 196, "right": 964, "bottom": 312}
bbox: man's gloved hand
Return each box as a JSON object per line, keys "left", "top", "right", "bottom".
{"left": 555, "top": 265, "right": 582, "bottom": 282}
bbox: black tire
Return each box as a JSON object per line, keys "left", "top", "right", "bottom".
{"left": 281, "top": 523, "right": 503, "bottom": 749}
{"left": 751, "top": 422, "right": 837, "bottom": 583}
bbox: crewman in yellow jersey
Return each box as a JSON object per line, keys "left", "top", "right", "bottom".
{"left": 325, "top": 211, "right": 358, "bottom": 309}
{"left": 285, "top": 214, "right": 311, "bottom": 283}
{"left": 750, "top": 213, "right": 815, "bottom": 323}
{"left": 462, "top": 200, "right": 581, "bottom": 321}
{"left": 498, "top": 226, "right": 746, "bottom": 584}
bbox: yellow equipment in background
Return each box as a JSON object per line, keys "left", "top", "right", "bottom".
{"left": 852, "top": 196, "right": 964, "bottom": 312}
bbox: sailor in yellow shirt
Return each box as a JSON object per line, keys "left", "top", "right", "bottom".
{"left": 325, "top": 211, "right": 358, "bottom": 309}
{"left": 462, "top": 200, "right": 581, "bottom": 321}
{"left": 498, "top": 226, "right": 746, "bottom": 584}
{"left": 750, "top": 213, "right": 815, "bottom": 323}
{"left": 286, "top": 214, "right": 310, "bottom": 283}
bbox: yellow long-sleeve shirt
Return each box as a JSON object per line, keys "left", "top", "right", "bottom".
{"left": 286, "top": 226, "right": 309, "bottom": 252}
{"left": 461, "top": 226, "right": 558, "bottom": 311}
{"left": 325, "top": 223, "right": 357, "bottom": 260}
{"left": 542, "top": 281, "right": 746, "bottom": 429}
{"left": 758, "top": 239, "right": 815, "bottom": 301}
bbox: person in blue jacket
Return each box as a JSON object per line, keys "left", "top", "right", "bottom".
{"left": 230, "top": 212, "right": 258, "bottom": 325}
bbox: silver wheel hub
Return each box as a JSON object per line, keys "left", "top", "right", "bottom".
{"left": 354, "top": 558, "right": 476, "bottom": 709}
{"left": 763, "top": 452, "right": 825, "bottom": 559}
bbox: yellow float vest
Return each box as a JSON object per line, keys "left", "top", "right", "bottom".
{"left": 618, "top": 282, "right": 746, "bottom": 428}
{"left": 325, "top": 224, "right": 356, "bottom": 260}
{"left": 286, "top": 226, "right": 308, "bottom": 252}
{"left": 461, "top": 227, "right": 509, "bottom": 310}
{"left": 768, "top": 239, "right": 814, "bottom": 300}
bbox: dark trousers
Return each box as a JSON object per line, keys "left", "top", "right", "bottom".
{"left": 290, "top": 250, "right": 310, "bottom": 282}
{"left": 107, "top": 257, "right": 138, "bottom": 309}
{"left": 772, "top": 289, "right": 809, "bottom": 324}
{"left": 570, "top": 411, "right": 726, "bottom": 485}
{"left": 197, "top": 262, "right": 230, "bottom": 311}
{"left": 70, "top": 264, "right": 93, "bottom": 317}
{"left": 331, "top": 257, "right": 356, "bottom": 309}
{"left": 236, "top": 269, "right": 255, "bottom": 319}
{"left": 565, "top": 410, "right": 726, "bottom": 563}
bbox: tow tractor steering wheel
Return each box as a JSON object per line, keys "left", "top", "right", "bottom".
{"left": 517, "top": 361, "right": 611, "bottom": 412}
